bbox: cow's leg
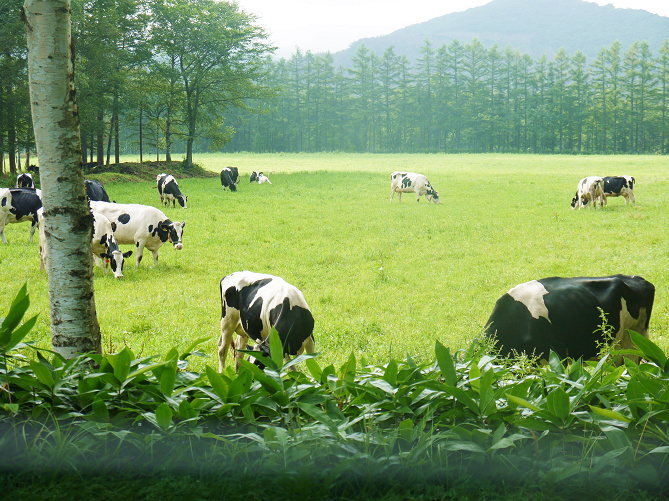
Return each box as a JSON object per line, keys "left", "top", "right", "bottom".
{"left": 29, "top": 219, "right": 37, "bottom": 242}
{"left": 390, "top": 190, "right": 394, "bottom": 202}
{"left": 134, "top": 240, "right": 146, "bottom": 266}
{"left": 0, "top": 218, "right": 7, "bottom": 244}
{"left": 151, "top": 249, "right": 160, "bottom": 265}
{"left": 233, "top": 325, "right": 250, "bottom": 372}
{"left": 218, "top": 318, "right": 237, "bottom": 372}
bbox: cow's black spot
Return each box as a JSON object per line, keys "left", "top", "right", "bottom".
{"left": 118, "top": 214, "right": 130, "bottom": 224}
{"left": 271, "top": 298, "right": 315, "bottom": 355}
{"left": 135, "top": 242, "right": 139, "bottom": 247}
{"left": 100, "top": 234, "right": 108, "bottom": 246}
{"left": 401, "top": 177, "right": 412, "bottom": 189}
{"left": 242, "top": 296, "right": 265, "bottom": 342}
{"left": 224, "top": 286, "right": 240, "bottom": 310}
{"left": 148, "top": 224, "right": 154, "bottom": 233}
{"left": 1, "top": 198, "right": 6, "bottom": 207}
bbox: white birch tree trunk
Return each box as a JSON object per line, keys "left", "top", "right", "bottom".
{"left": 23, "top": 0, "right": 101, "bottom": 356}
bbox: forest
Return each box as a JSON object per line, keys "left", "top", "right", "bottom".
{"left": 1, "top": 0, "right": 669, "bottom": 173}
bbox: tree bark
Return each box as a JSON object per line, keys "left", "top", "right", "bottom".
{"left": 23, "top": 0, "right": 102, "bottom": 357}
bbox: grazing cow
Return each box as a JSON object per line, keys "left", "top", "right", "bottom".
{"left": 571, "top": 176, "right": 604, "bottom": 210}
{"left": 38, "top": 210, "right": 132, "bottom": 278}
{"left": 16, "top": 173, "right": 35, "bottom": 189}
{"left": 484, "top": 275, "right": 655, "bottom": 364}
{"left": 156, "top": 173, "right": 188, "bottom": 208}
{"left": 602, "top": 176, "right": 635, "bottom": 206}
{"left": 90, "top": 201, "right": 185, "bottom": 267}
{"left": 0, "top": 188, "right": 42, "bottom": 243}
{"left": 218, "top": 271, "right": 316, "bottom": 372}
{"left": 85, "top": 179, "right": 111, "bottom": 202}
{"left": 249, "top": 171, "right": 272, "bottom": 184}
{"left": 390, "top": 171, "right": 441, "bottom": 204}
{"left": 220, "top": 167, "right": 240, "bottom": 192}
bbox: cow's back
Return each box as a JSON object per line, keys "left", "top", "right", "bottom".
{"left": 90, "top": 201, "right": 165, "bottom": 244}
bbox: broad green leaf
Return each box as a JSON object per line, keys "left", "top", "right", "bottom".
{"left": 3, "top": 315, "right": 38, "bottom": 353}
{"left": 297, "top": 402, "right": 341, "bottom": 436}
{"left": 269, "top": 328, "right": 284, "bottom": 369}
{"left": 305, "top": 358, "right": 322, "bottom": 381}
{"left": 206, "top": 365, "right": 229, "bottom": 401}
{"left": 547, "top": 387, "right": 571, "bottom": 421}
{"left": 340, "top": 353, "right": 356, "bottom": 383}
{"left": 180, "top": 336, "right": 211, "bottom": 360}
{"left": 383, "top": 359, "right": 398, "bottom": 386}
{"left": 29, "top": 360, "right": 54, "bottom": 389}
{"left": 630, "top": 331, "right": 667, "bottom": 370}
{"left": 160, "top": 360, "right": 177, "bottom": 396}
{"left": 435, "top": 341, "right": 456, "bottom": 387}
{"left": 112, "top": 347, "right": 133, "bottom": 382}
{"left": 399, "top": 418, "right": 414, "bottom": 442}
{"left": 0, "top": 284, "right": 30, "bottom": 346}
{"left": 589, "top": 406, "right": 631, "bottom": 423}
{"left": 469, "top": 362, "right": 481, "bottom": 391}
{"left": 92, "top": 398, "right": 109, "bottom": 422}
{"left": 505, "top": 393, "right": 541, "bottom": 412}
{"left": 155, "top": 403, "right": 173, "bottom": 430}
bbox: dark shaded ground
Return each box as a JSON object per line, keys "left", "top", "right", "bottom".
{"left": 0, "top": 160, "right": 218, "bottom": 187}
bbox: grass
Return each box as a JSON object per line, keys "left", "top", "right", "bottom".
{"left": 1, "top": 153, "right": 668, "bottom": 372}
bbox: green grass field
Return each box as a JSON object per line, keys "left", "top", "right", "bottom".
{"left": 1, "top": 153, "right": 668, "bottom": 371}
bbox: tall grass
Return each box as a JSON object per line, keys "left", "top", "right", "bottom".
{"left": 1, "top": 153, "right": 667, "bottom": 372}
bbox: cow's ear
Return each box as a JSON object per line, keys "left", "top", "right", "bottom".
{"left": 181, "top": 221, "right": 186, "bottom": 228}
{"left": 123, "top": 250, "right": 133, "bottom": 258}
{"left": 100, "top": 252, "right": 110, "bottom": 259}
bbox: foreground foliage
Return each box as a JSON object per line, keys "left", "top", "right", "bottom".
{"left": 1, "top": 286, "right": 668, "bottom": 496}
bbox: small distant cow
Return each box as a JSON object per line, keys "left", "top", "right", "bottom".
{"left": 250, "top": 171, "right": 272, "bottom": 184}
{"left": 16, "top": 173, "right": 35, "bottom": 189}
{"left": 156, "top": 173, "right": 188, "bottom": 208}
{"left": 0, "top": 188, "right": 42, "bottom": 243}
{"left": 220, "top": 167, "right": 240, "bottom": 192}
{"left": 85, "top": 179, "right": 111, "bottom": 202}
{"left": 571, "top": 176, "right": 604, "bottom": 210}
{"left": 390, "top": 171, "right": 441, "bottom": 204}
{"left": 602, "top": 176, "right": 635, "bottom": 206}
{"left": 218, "top": 271, "right": 315, "bottom": 372}
{"left": 484, "top": 274, "right": 655, "bottom": 364}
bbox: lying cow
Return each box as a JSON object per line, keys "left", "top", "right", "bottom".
{"left": 250, "top": 171, "right": 272, "bottom": 184}
{"left": 89, "top": 201, "right": 184, "bottom": 267}
{"left": 38, "top": 209, "right": 132, "bottom": 278}
{"left": 571, "top": 176, "right": 604, "bottom": 210}
{"left": 0, "top": 188, "right": 42, "bottom": 243}
{"left": 602, "top": 176, "right": 635, "bottom": 206}
{"left": 16, "top": 173, "right": 35, "bottom": 189}
{"left": 85, "top": 179, "right": 111, "bottom": 202}
{"left": 156, "top": 173, "right": 188, "bottom": 208}
{"left": 484, "top": 275, "right": 655, "bottom": 364}
{"left": 390, "top": 171, "right": 441, "bottom": 204}
{"left": 220, "top": 167, "right": 239, "bottom": 192}
{"left": 218, "top": 271, "right": 316, "bottom": 372}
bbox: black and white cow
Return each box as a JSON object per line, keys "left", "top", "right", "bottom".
{"left": 156, "top": 173, "right": 188, "bottom": 208}
{"left": 220, "top": 167, "right": 240, "bottom": 192}
{"left": 249, "top": 171, "right": 272, "bottom": 184}
{"left": 89, "top": 201, "right": 185, "bottom": 267}
{"left": 85, "top": 179, "right": 111, "bottom": 202}
{"left": 38, "top": 209, "right": 132, "bottom": 278}
{"left": 218, "top": 271, "right": 316, "bottom": 372}
{"left": 0, "top": 188, "right": 42, "bottom": 243}
{"left": 602, "top": 176, "right": 635, "bottom": 206}
{"left": 390, "top": 171, "right": 441, "bottom": 204}
{"left": 16, "top": 173, "right": 35, "bottom": 189}
{"left": 484, "top": 275, "right": 655, "bottom": 364}
{"left": 571, "top": 176, "right": 604, "bottom": 210}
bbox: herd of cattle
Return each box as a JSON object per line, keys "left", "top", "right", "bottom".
{"left": 0, "top": 167, "right": 657, "bottom": 371}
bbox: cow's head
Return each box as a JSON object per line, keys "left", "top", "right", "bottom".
{"left": 427, "top": 188, "right": 441, "bottom": 204}
{"left": 177, "top": 194, "right": 188, "bottom": 208}
{"left": 570, "top": 192, "right": 580, "bottom": 209}
{"left": 158, "top": 220, "right": 185, "bottom": 250}
{"left": 102, "top": 249, "right": 133, "bottom": 278}
{"left": 250, "top": 171, "right": 258, "bottom": 183}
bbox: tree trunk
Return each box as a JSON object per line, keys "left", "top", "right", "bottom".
{"left": 96, "top": 109, "right": 104, "bottom": 167}
{"left": 139, "top": 108, "right": 143, "bottom": 163}
{"left": 23, "top": 0, "right": 102, "bottom": 358}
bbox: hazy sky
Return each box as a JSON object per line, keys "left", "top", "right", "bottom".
{"left": 234, "top": 0, "right": 669, "bottom": 58}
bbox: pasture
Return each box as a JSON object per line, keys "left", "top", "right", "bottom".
{"left": 1, "top": 153, "right": 668, "bottom": 371}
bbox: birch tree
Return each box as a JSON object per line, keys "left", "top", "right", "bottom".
{"left": 22, "top": 0, "right": 101, "bottom": 357}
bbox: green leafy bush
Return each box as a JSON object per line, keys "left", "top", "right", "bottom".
{"left": 1, "top": 285, "right": 668, "bottom": 492}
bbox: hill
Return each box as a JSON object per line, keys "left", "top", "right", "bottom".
{"left": 332, "top": 0, "right": 669, "bottom": 65}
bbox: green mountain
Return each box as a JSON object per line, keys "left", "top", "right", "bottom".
{"left": 333, "top": 0, "right": 669, "bottom": 64}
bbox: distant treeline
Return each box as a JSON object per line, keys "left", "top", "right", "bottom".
{"left": 226, "top": 39, "right": 669, "bottom": 155}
